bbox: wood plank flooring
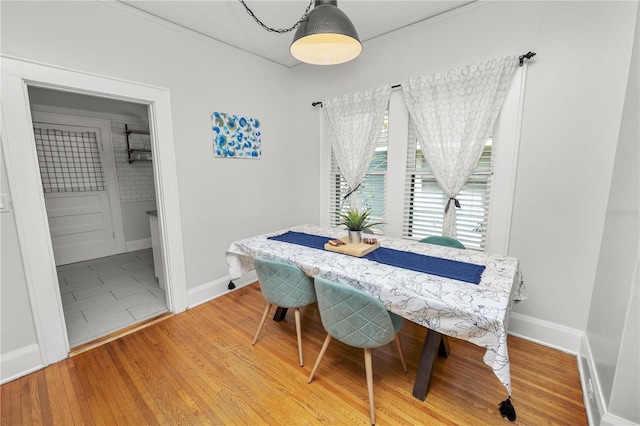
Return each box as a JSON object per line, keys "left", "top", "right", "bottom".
{"left": 1, "top": 283, "right": 588, "bottom": 425}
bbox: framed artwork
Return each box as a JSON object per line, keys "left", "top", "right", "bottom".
{"left": 212, "top": 112, "right": 262, "bottom": 158}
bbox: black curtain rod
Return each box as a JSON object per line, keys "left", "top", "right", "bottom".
{"left": 311, "top": 51, "right": 537, "bottom": 107}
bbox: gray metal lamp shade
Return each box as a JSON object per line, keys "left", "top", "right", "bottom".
{"left": 290, "top": 0, "right": 362, "bottom": 65}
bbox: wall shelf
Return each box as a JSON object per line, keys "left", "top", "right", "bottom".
{"left": 125, "top": 124, "right": 151, "bottom": 163}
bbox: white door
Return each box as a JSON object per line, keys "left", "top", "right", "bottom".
{"left": 33, "top": 121, "right": 123, "bottom": 265}
{"left": 44, "top": 191, "right": 116, "bottom": 264}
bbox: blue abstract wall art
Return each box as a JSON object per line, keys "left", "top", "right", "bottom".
{"left": 212, "top": 112, "right": 262, "bottom": 158}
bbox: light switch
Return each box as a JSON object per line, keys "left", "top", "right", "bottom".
{"left": 0, "top": 194, "right": 11, "bottom": 213}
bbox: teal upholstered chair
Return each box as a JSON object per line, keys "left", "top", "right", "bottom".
{"left": 419, "top": 235, "right": 466, "bottom": 249}
{"left": 252, "top": 258, "right": 316, "bottom": 366}
{"left": 308, "top": 277, "right": 407, "bottom": 425}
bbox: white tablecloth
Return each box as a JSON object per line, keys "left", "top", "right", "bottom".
{"left": 226, "top": 224, "right": 527, "bottom": 395}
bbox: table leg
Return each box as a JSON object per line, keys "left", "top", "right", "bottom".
{"left": 439, "top": 335, "right": 450, "bottom": 357}
{"left": 273, "top": 307, "right": 288, "bottom": 322}
{"left": 412, "top": 331, "right": 450, "bottom": 400}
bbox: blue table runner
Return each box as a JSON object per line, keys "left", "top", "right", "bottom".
{"left": 268, "top": 231, "right": 485, "bottom": 284}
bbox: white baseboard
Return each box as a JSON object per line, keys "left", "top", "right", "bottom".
{"left": 0, "top": 344, "right": 43, "bottom": 384}
{"left": 503, "top": 312, "right": 640, "bottom": 426}
{"left": 601, "top": 412, "right": 639, "bottom": 426}
{"left": 126, "top": 238, "right": 152, "bottom": 252}
{"left": 507, "top": 311, "right": 583, "bottom": 354}
{"left": 579, "top": 335, "right": 603, "bottom": 425}
{"left": 578, "top": 334, "right": 639, "bottom": 426}
{"left": 187, "top": 271, "right": 258, "bottom": 309}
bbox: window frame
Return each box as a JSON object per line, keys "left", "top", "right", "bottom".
{"left": 319, "top": 68, "right": 526, "bottom": 255}
{"left": 402, "top": 129, "right": 494, "bottom": 250}
{"left": 328, "top": 110, "right": 389, "bottom": 233}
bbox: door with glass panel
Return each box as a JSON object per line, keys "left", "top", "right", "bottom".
{"left": 33, "top": 123, "right": 118, "bottom": 265}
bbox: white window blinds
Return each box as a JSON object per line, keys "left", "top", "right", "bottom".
{"left": 329, "top": 110, "right": 389, "bottom": 233}
{"left": 403, "top": 119, "right": 493, "bottom": 249}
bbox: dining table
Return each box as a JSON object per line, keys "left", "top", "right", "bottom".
{"left": 226, "top": 224, "right": 527, "bottom": 413}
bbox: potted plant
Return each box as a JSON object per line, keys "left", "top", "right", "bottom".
{"left": 337, "top": 208, "right": 383, "bottom": 244}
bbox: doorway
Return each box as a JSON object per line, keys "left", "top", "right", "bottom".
{"left": 29, "top": 92, "right": 170, "bottom": 348}
{"left": 1, "top": 57, "right": 188, "bottom": 367}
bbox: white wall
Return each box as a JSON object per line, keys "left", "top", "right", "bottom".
{"left": 0, "top": 0, "right": 309, "bottom": 381}
{"left": 291, "top": 0, "right": 638, "bottom": 350}
{"left": 0, "top": 148, "right": 39, "bottom": 353}
{"left": 0, "top": 0, "right": 312, "bottom": 287}
{"left": 606, "top": 262, "right": 639, "bottom": 425}
{"left": 583, "top": 3, "right": 639, "bottom": 423}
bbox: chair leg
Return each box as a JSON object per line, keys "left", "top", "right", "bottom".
{"left": 395, "top": 333, "right": 408, "bottom": 373}
{"left": 364, "top": 348, "right": 375, "bottom": 425}
{"left": 252, "top": 303, "right": 272, "bottom": 345}
{"left": 308, "top": 334, "right": 332, "bottom": 384}
{"left": 294, "top": 308, "right": 304, "bottom": 366}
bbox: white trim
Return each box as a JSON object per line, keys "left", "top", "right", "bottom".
{"left": 31, "top": 112, "right": 127, "bottom": 254}
{"left": 601, "top": 412, "right": 639, "bottom": 426}
{"left": 578, "top": 334, "right": 640, "bottom": 426}
{"left": 103, "top": 1, "right": 289, "bottom": 70}
{"left": 384, "top": 91, "right": 410, "bottom": 238}
{"left": 187, "top": 271, "right": 258, "bottom": 309}
{"left": 1, "top": 54, "right": 172, "bottom": 98}
{"left": 111, "top": 0, "right": 484, "bottom": 71}
{"left": 363, "top": 1, "right": 488, "bottom": 51}
{"left": 0, "top": 344, "right": 43, "bottom": 385}
{"left": 318, "top": 112, "right": 330, "bottom": 227}
{"left": 31, "top": 103, "right": 149, "bottom": 126}
{"left": 579, "top": 334, "right": 605, "bottom": 425}
{"left": 126, "top": 238, "right": 152, "bottom": 252}
{"left": 485, "top": 65, "right": 527, "bottom": 256}
{"left": 1, "top": 73, "right": 68, "bottom": 363}
{"left": 0, "top": 55, "right": 187, "bottom": 368}
{"left": 507, "top": 312, "right": 583, "bottom": 354}
{"left": 147, "top": 98, "right": 187, "bottom": 313}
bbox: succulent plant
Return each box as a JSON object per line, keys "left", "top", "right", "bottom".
{"left": 337, "top": 208, "right": 384, "bottom": 232}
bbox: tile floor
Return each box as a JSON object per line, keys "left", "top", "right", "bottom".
{"left": 57, "top": 248, "right": 168, "bottom": 348}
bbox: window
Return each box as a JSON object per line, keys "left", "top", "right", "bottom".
{"left": 34, "top": 127, "right": 106, "bottom": 193}
{"left": 403, "top": 120, "right": 493, "bottom": 250}
{"left": 322, "top": 73, "right": 523, "bottom": 255}
{"left": 328, "top": 111, "right": 389, "bottom": 233}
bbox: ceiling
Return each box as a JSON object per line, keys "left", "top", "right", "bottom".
{"left": 120, "top": 1, "right": 474, "bottom": 68}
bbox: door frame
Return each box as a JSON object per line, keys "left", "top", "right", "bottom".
{"left": 32, "top": 114, "right": 127, "bottom": 257}
{"left": 1, "top": 55, "right": 187, "bottom": 365}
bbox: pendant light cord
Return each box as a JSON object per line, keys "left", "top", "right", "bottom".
{"left": 239, "top": 0, "right": 314, "bottom": 34}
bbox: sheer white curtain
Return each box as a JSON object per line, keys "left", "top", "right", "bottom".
{"left": 323, "top": 85, "right": 391, "bottom": 210}
{"left": 402, "top": 56, "right": 519, "bottom": 238}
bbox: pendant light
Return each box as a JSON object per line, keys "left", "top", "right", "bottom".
{"left": 239, "top": 0, "right": 361, "bottom": 66}
{"left": 290, "top": 0, "right": 362, "bottom": 65}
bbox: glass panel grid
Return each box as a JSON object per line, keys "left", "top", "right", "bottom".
{"left": 34, "top": 128, "right": 106, "bottom": 193}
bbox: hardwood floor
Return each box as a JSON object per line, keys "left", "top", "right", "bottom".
{"left": 1, "top": 283, "right": 588, "bottom": 425}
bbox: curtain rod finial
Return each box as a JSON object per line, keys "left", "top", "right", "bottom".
{"left": 519, "top": 51, "right": 536, "bottom": 66}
